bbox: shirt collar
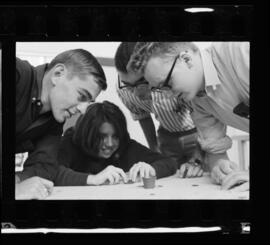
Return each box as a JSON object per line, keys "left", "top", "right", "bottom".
{"left": 31, "top": 63, "right": 48, "bottom": 110}
{"left": 35, "top": 63, "right": 48, "bottom": 100}
{"left": 200, "top": 47, "right": 221, "bottom": 91}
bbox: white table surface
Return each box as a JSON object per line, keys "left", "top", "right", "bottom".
{"left": 46, "top": 172, "right": 249, "bottom": 200}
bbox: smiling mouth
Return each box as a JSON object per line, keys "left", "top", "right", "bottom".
{"left": 102, "top": 149, "right": 114, "bottom": 155}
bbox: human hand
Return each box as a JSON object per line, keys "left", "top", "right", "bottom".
{"left": 91, "top": 165, "right": 128, "bottom": 185}
{"left": 179, "top": 161, "right": 203, "bottom": 178}
{"left": 211, "top": 159, "right": 239, "bottom": 184}
{"left": 15, "top": 176, "right": 54, "bottom": 200}
{"left": 129, "top": 162, "right": 156, "bottom": 182}
{"left": 221, "top": 170, "right": 249, "bottom": 191}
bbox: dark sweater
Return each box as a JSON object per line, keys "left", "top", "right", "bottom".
{"left": 16, "top": 58, "right": 63, "bottom": 182}
{"left": 55, "top": 128, "right": 177, "bottom": 186}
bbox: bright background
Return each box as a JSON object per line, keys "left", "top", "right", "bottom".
{"left": 16, "top": 42, "right": 249, "bottom": 170}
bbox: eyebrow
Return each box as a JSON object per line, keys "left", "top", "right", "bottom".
{"left": 79, "top": 88, "right": 93, "bottom": 102}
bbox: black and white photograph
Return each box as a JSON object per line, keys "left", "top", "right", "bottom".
{"left": 3, "top": 3, "right": 268, "bottom": 240}
{"left": 14, "top": 41, "right": 250, "bottom": 200}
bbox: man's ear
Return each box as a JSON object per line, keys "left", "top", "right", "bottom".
{"left": 179, "top": 51, "right": 193, "bottom": 68}
{"left": 51, "top": 64, "right": 66, "bottom": 85}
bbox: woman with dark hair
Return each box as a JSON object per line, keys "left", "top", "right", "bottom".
{"left": 55, "top": 101, "right": 177, "bottom": 186}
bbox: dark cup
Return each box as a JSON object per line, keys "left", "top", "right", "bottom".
{"left": 142, "top": 176, "right": 156, "bottom": 189}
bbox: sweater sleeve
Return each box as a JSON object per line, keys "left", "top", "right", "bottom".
{"left": 55, "top": 166, "right": 89, "bottom": 186}
{"left": 16, "top": 134, "right": 61, "bottom": 182}
{"left": 54, "top": 129, "right": 89, "bottom": 186}
{"left": 123, "top": 140, "right": 177, "bottom": 179}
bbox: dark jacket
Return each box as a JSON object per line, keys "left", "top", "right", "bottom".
{"left": 55, "top": 128, "right": 178, "bottom": 186}
{"left": 16, "top": 58, "right": 63, "bottom": 182}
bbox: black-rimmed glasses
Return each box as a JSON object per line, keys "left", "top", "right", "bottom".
{"left": 151, "top": 54, "right": 179, "bottom": 93}
{"left": 118, "top": 75, "right": 149, "bottom": 90}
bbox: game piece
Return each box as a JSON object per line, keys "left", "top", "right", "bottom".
{"left": 142, "top": 176, "right": 156, "bottom": 189}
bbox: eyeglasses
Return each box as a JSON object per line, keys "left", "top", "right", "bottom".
{"left": 151, "top": 54, "right": 179, "bottom": 93}
{"left": 118, "top": 75, "right": 149, "bottom": 90}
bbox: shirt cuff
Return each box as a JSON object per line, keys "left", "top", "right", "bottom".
{"left": 16, "top": 171, "right": 33, "bottom": 182}
{"left": 131, "top": 112, "right": 151, "bottom": 121}
{"left": 198, "top": 135, "right": 232, "bottom": 154}
{"left": 15, "top": 174, "right": 21, "bottom": 184}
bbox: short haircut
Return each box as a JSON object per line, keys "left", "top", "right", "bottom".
{"left": 47, "top": 49, "right": 107, "bottom": 90}
{"left": 72, "top": 101, "right": 130, "bottom": 158}
{"left": 114, "top": 42, "right": 137, "bottom": 73}
{"left": 127, "top": 42, "right": 199, "bottom": 74}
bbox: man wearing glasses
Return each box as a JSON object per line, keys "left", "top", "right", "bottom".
{"left": 115, "top": 42, "right": 204, "bottom": 178}
{"left": 127, "top": 42, "right": 249, "bottom": 191}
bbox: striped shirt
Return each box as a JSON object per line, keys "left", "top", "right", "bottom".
{"left": 117, "top": 85, "right": 195, "bottom": 132}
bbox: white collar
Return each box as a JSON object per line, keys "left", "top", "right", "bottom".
{"left": 200, "top": 47, "right": 221, "bottom": 91}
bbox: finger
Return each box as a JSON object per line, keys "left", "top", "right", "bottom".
{"left": 211, "top": 167, "right": 224, "bottom": 184}
{"left": 39, "top": 178, "right": 54, "bottom": 189}
{"left": 149, "top": 167, "right": 156, "bottom": 177}
{"left": 192, "top": 166, "right": 200, "bottom": 177}
{"left": 139, "top": 166, "right": 145, "bottom": 179}
{"left": 230, "top": 162, "right": 239, "bottom": 171}
{"left": 216, "top": 166, "right": 227, "bottom": 182}
{"left": 221, "top": 171, "right": 235, "bottom": 188}
{"left": 34, "top": 187, "right": 43, "bottom": 200}
{"left": 37, "top": 186, "right": 48, "bottom": 199}
{"left": 107, "top": 175, "right": 114, "bottom": 185}
{"left": 210, "top": 168, "right": 218, "bottom": 184}
{"left": 221, "top": 172, "right": 249, "bottom": 190}
{"left": 131, "top": 165, "right": 140, "bottom": 182}
{"left": 39, "top": 178, "right": 54, "bottom": 193}
{"left": 198, "top": 169, "right": 204, "bottom": 177}
{"left": 116, "top": 168, "right": 128, "bottom": 183}
{"left": 231, "top": 182, "right": 249, "bottom": 192}
{"left": 111, "top": 172, "right": 120, "bottom": 184}
{"left": 179, "top": 164, "right": 187, "bottom": 178}
{"left": 144, "top": 167, "right": 149, "bottom": 178}
{"left": 128, "top": 164, "right": 138, "bottom": 182}
{"left": 36, "top": 190, "right": 45, "bottom": 200}
{"left": 220, "top": 162, "right": 234, "bottom": 175}
{"left": 186, "top": 165, "right": 194, "bottom": 178}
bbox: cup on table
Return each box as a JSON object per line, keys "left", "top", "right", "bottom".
{"left": 142, "top": 175, "right": 156, "bottom": 189}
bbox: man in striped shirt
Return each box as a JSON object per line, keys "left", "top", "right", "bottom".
{"left": 127, "top": 42, "right": 249, "bottom": 191}
{"left": 115, "top": 42, "right": 203, "bottom": 178}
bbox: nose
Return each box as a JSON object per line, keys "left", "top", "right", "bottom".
{"left": 77, "top": 102, "right": 93, "bottom": 114}
{"left": 104, "top": 136, "right": 114, "bottom": 147}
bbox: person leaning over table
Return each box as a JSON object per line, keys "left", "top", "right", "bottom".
{"left": 54, "top": 101, "right": 177, "bottom": 186}
{"left": 127, "top": 42, "right": 249, "bottom": 191}
{"left": 115, "top": 42, "right": 204, "bottom": 178}
{"left": 15, "top": 49, "right": 107, "bottom": 199}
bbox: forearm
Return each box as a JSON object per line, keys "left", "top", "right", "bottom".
{"left": 54, "top": 165, "right": 89, "bottom": 186}
{"left": 17, "top": 160, "right": 59, "bottom": 182}
{"left": 15, "top": 174, "right": 21, "bottom": 184}
{"left": 139, "top": 117, "right": 158, "bottom": 151}
{"left": 17, "top": 134, "right": 63, "bottom": 182}
{"left": 151, "top": 158, "right": 178, "bottom": 179}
